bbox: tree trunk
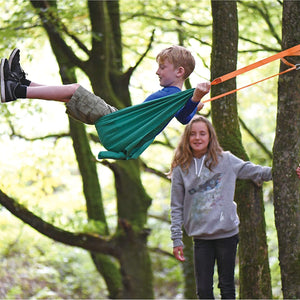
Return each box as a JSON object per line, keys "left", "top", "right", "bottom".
{"left": 210, "top": 1, "right": 272, "bottom": 298}
{"left": 273, "top": 1, "right": 300, "bottom": 298}
{"left": 111, "top": 160, "right": 153, "bottom": 298}
{"left": 175, "top": 6, "right": 198, "bottom": 296}
{"left": 182, "top": 230, "right": 197, "bottom": 299}
{"left": 68, "top": 118, "right": 123, "bottom": 299}
{"left": 29, "top": 0, "right": 155, "bottom": 298}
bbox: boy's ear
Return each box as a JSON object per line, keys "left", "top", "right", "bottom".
{"left": 176, "top": 66, "right": 185, "bottom": 77}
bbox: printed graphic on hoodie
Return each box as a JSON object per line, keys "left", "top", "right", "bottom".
{"left": 188, "top": 171, "right": 222, "bottom": 221}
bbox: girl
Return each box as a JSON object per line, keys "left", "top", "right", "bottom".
{"left": 169, "top": 115, "right": 300, "bottom": 299}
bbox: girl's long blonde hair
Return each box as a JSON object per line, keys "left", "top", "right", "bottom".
{"left": 169, "top": 115, "right": 223, "bottom": 176}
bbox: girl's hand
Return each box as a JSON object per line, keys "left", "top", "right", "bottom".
{"left": 173, "top": 246, "right": 185, "bottom": 262}
{"left": 296, "top": 165, "right": 300, "bottom": 179}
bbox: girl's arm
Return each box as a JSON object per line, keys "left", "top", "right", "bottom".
{"left": 228, "top": 152, "right": 272, "bottom": 184}
{"left": 230, "top": 153, "right": 300, "bottom": 183}
{"left": 170, "top": 168, "right": 185, "bottom": 249}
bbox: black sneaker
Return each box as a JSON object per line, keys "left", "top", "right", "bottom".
{"left": 0, "top": 58, "right": 19, "bottom": 103}
{"left": 8, "top": 48, "right": 27, "bottom": 84}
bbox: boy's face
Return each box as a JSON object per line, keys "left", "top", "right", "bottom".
{"left": 156, "top": 59, "right": 183, "bottom": 87}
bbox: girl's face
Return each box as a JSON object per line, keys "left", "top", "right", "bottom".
{"left": 156, "top": 59, "right": 181, "bottom": 87}
{"left": 189, "top": 121, "right": 210, "bottom": 158}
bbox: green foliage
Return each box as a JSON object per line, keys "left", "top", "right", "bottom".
{"left": 0, "top": 0, "right": 46, "bottom": 56}
{"left": 151, "top": 251, "right": 183, "bottom": 298}
{"left": 0, "top": 216, "right": 107, "bottom": 299}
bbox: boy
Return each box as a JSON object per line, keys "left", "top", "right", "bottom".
{"left": 1, "top": 46, "right": 210, "bottom": 125}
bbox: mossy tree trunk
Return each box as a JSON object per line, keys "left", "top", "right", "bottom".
{"left": 110, "top": 160, "right": 153, "bottom": 298}
{"left": 176, "top": 8, "right": 198, "bottom": 299}
{"left": 210, "top": 1, "right": 272, "bottom": 298}
{"left": 273, "top": 1, "right": 300, "bottom": 298}
{"left": 29, "top": 0, "right": 154, "bottom": 298}
{"left": 182, "top": 230, "right": 197, "bottom": 299}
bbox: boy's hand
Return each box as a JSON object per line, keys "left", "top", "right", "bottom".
{"left": 192, "top": 82, "right": 211, "bottom": 103}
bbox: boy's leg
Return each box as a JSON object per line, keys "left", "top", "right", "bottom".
{"left": 1, "top": 58, "right": 79, "bottom": 103}
{"left": 2, "top": 49, "right": 118, "bottom": 125}
{"left": 26, "top": 84, "right": 80, "bottom": 102}
{"left": 9, "top": 47, "right": 118, "bottom": 123}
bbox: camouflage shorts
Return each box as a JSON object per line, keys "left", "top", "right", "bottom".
{"left": 66, "top": 85, "right": 117, "bottom": 124}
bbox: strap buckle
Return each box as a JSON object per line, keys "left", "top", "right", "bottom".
{"left": 295, "top": 64, "right": 300, "bottom": 70}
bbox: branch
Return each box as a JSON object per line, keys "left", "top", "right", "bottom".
{"left": 0, "top": 23, "right": 41, "bottom": 31}
{"left": 89, "top": 132, "right": 101, "bottom": 143}
{"left": 30, "top": 0, "right": 87, "bottom": 68}
{"left": 239, "top": 117, "right": 273, "bottom": 159}
{"left": 125, "top": 29, "right": 155, "bottom": 77}
{"left": 140, "top": 160, "right": 170, "bottom": 181}
{"left": 151, "top": 139, "right": 173, "bottom": 149}
{"left": 148, "top": 213, "right": 170, "bottom": 223}
{"left": 125, "top": 12, "right": 211, "bottom": 28}
{"left": 99, "top": 155, "right": 170, "bottom": 181}
{"left": 238, "top": 0, "right": 282, "bottom": 45}
{"left": 0, "top": 189, "right": 119, "bottom": 257}
{"left": 7, "top": 120, "right": 69, "bottom": 142}
{"left": 149, "top": 247, "right": 174, "bottom": 258}
{"left": 238, "top": 37, "right": 281, "bottom": 53}
{"left": 189, "top": 36, "right": 212, "bottom": 48}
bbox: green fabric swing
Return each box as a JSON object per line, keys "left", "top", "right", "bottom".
{"left": 95, "top": 88, "right": 195, "bottom": 160}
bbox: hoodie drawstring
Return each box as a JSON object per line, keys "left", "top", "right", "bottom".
{"left": 194, "top": 155, "right": 206, "bottom": 178}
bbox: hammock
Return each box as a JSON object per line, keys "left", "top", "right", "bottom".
{"left": 95, "top": 89, "right": 194, "bottom": 160}
{"left": 95, "top": 44, "right": 300, "bottom": 160}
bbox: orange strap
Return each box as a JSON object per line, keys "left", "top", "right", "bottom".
{"left": 202, "top": 44, "right": 300, "bottom": 103}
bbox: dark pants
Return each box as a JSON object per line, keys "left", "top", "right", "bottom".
{"left": 194, "top": 234, "right": 239, "bottom": 299}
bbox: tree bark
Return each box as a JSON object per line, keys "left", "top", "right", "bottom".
{"left": 210, "top": 1, "right": 272, "bottom": 298}
{"left": 110, "top": 160, "right": 154, "bottom": 298}
{"left": 182, "top": 230, "right": 197, "bottom": 299}
{"left": 28, "top": 0, "right": 154, "bottom": 298}
{"left": 273, "top": 1, "right": 300, "bottom": 298}
{"left": 0, "top": 189, "right": 118, "bottom": 254}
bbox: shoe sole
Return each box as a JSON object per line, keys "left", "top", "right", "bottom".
{"left": 8, "top": 48, "right": 19, "bottom": 70}
{"left": 0, "top": 58, "right": 6, "bottom": 103}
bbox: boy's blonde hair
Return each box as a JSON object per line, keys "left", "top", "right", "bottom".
{"left": 169, "top": 116, "right": 223, "bottom": 176}
{"left": 156, "top": 45, "right": 195, "bottom": 80}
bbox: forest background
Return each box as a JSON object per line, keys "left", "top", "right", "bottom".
{"left": 0, "top": 0, "right": 299, "bottom": 299}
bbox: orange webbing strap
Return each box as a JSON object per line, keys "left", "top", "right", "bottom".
{"left": 202, "top": 44, "right": 300, "bottom": 103}
{"left": 203, "top": 63, "right": 297, "bottom": 103}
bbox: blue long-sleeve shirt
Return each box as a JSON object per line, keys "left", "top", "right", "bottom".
{"left": 143, "top": 86, "right": 198, "bottom": 124}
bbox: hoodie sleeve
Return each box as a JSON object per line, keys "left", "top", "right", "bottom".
{"left": 170, "top": 167, "right": 185, "bottom": 248}
{"left": 228, "top": 152, "right": 272, "bottom": 184}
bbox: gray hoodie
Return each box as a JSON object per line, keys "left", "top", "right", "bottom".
{"left": 170, "top": 151, "right": 272, "bottom": 247}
